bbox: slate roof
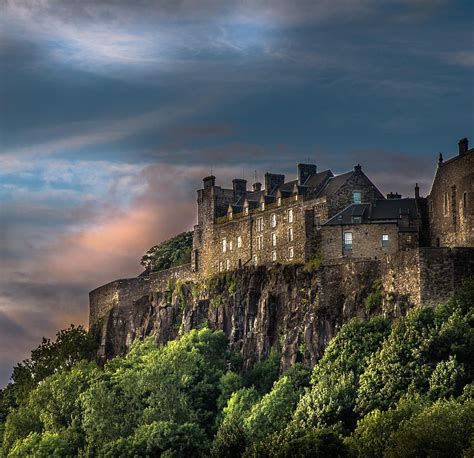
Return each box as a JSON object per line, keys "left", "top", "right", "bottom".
{"left": 324, "top": 198, "right": 419, "bottom": 226}
{"left": 318, "top": 171, "right": 354, "bottom": 197}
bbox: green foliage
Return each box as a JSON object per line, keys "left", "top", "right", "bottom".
{"left": 303, "top": 250, "right": 323, "bottom": 272}
{"left": 363, "top": 279, "right": 384, "bottom": 315}
{"left": 2, "top": 279, "right": 473, "bottom": 457}
{"left": 10, "top": 325, "right": 97, "bottom": 404}
{"left": 292, "top": 317, "right": 391, "bottom": 431}
{"left": 244, "top": 349, "right": 281, "bottom": 395}
{"left": 356, "top": 303, "right": 473, "bottom": 415}
{"left": 141, "top": 231, "right": 193, "bottom": 272}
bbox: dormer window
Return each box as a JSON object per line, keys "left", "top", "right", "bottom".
{"left": 237, "top": 236, "right": 242, "bottom": 248}
{"left": 295, "top": 194, "right": 298, "bottom": 201}
{"left": 277, "top": 197, "right": 282, "bottom": 206}
{"left": 244, "top": 207, "right": 249, "bottom": 216}
{"left": 353, "top": 191, "right": 362, "bottom": 204}
{"left": 229, "top": 211, "right": 233, "bottom": 220}
{"left": 261, "top": 202, "right": 265, "bottom": 211}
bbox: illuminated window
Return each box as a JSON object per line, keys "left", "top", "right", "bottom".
{"left": 244, "top": 207, "right": 249, "bottom": 216}
{"left": 222, "top": 239, "right": 227, "bottom": 253}
{"left": 253, "top": 255, "right": 258, "bottom": 265}
{"left": 277, "top": 197, "right": 282, "bottom": 206}
{"left": 257, "top": 217, "right": 263, "bottom": 232}
{"left": 288, "top": 227, "right": 294, "bottom": 242}
{"left": 257, "top": 235, "right": 263, "bottom": 250}
{"left": 272, "top": 250, "right": 277, "bottom": 261}
{"left": 382, "top": 234, "right": 389, "bottom": 247}
{"left": 237, "top": 236, "right": 242, "bottom": 248}
{"left": 226, "top": 259, "right": 230, "bottom": 270}
{"left": 353, "top": 191, "right": 362, "bottom": 204}
{"left": 271, "top": 213, "right": 277, "bottom": 228}
{"left": 219, "top": 261, "right": 223, "bottom": 272}
{"left": 343, "top": 232, "right": 353, "bottom": 250}
{"left": 261, "top": 202, "right": 265, "bottom": 211}
{"left": 288, "top": 208, "right": 294, "bottom": 223}
{"left": 229, "top": 240, "right": 233, "bottom": 251}
{"left": 272, "top": 232, "right": 277, "bottom": 247}
{"left": 288, "top": 247, "right": 294, "bottom": 259}
{"left": 228, "top": 211, "right": 233, "bottom": 220}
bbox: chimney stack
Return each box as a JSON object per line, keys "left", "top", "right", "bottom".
{"left": 297, "top": 163, "right": 317, "bottom": 185}
{"left": 264, "top": 173, "right": 285, "bottom": 193}
{"left": 232, "top": 179, "right": 247, "bottom": 197}
{"left": 386, "top": 192, "right": 402, "bottom": 199}
{"left": 252, "top": 182, "right": 262, "bottom": 192}
{"left": 458, "top": 137, "right": 469, "bottom": 156}
{"left": 415, "top": 183, "right": 420, "bottom": 199}
{"left": 354, "top": 164, "right": 362, "bottom": 173}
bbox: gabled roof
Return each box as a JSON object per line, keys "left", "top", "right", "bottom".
{"left": 324, "top": 199, "right": 419, "bottom": 226}
{"left": 318, "top": 171, "right": 354, "bottom": 198}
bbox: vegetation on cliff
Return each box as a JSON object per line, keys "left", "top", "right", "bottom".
{"left": 140, "top": 231, "right": 193, "bottom": 272}
{"left": 0, "top": 279, "right": 473, "bottom": 457}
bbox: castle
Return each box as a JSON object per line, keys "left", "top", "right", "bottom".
{"left": 191, "top": 138, "right": 473, "bottom": 277}
{"left": 89, "top": 137, "right": 473, "bottom": 365}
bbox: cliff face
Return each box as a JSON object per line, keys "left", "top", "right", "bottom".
{"left": 92, "top": 261, "right": 403, "bottom": 370}
{"left": 90, "top": 248, "right": 474, "bottom": 370}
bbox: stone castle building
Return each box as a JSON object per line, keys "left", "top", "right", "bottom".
{"left": 428, "top": 138, "right": 474, "bottom": 248}
{"left": 191, "top": 138, "right": 472, "bottom": 276}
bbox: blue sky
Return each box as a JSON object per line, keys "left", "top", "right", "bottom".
{"left": 0, "top": 0, "right": 473, "bottom": 386}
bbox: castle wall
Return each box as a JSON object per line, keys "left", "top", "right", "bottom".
{"left": 428, "top": 150, "right": 474, "bottom": 247}
{"left": 320, "top": 223, "right": 400, "bottom": 260}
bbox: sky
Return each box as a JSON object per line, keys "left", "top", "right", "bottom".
{"left": 0, "top": 0, "right": 473, "bottom": 387}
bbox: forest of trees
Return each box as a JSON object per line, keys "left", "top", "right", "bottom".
{"left": 0, "top": 279, "right": 473, "bottom": 457}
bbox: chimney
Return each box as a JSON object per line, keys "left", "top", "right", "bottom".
{"left": 415, "top": 183, "right": 420, "bottom": 199}
{"left": 264, "top": 173, "right": 285, "bottom": 193}
{"left": 252, "top": 182, "right": 262, "bottom": 192}
{"left": 297, "top": 163, "right": 317, "bottom": 185}
{"left": 354, "top": 164, "right": 362, "bottom": 173}
{"left": 232, "top": 179, "right": 247, "bottom": 197}
{"left": 438, "top": 152, "right": 443, "bottom": 166}
{"left": 458, "top": 137, "right": 469, "bottom": 156}
{"left": 386, "top": 192, "right": 402, "bottom": 199}
{"left": 203, "top": 175, "right": 216, "bottom": 190}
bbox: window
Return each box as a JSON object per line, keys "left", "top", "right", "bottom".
{"left": 244, "top": 207, "right": 249, "bottom": 216}
{"left": 237, "top": 236, "right": 242, "bottom": 248}
{"left": 222, "top": 239, "right": 227, "bottom": 253}
{"left": 257, "top": 235, "right": 263, "bottom": 250}
{"left": 288, "top": 247, "right": 294, "bottom": 259}
{"left": 257, "top": 217, "right": 263, "bottom": 232}
{"left": 407, "top": 235, "right": 412, "bottom": 243}
{"left": 353, "top": 191, "right": 362, "bottom": 204}
{"left": 288, "top": 208, "right": 294, "bottom": 223}
{"left": 271, "top": 213, "right": 277, "bottom": 228}
{"left": 226, "top": 259, "right": 230, "bottom": 271}
{"left": 352, "top": 216, "right": 362, "bottom": 224}
{"left": 272, "top": 232, "right": 277, "bottom": 247}
{"left": 314, "top": 215, "right": 321, "bottom": 229}
{"left": 343, "top": 232, "right": 353, "bottom": 250}
{"left": 261, "top": 202, "right": 265, "bottom": 211}
{"left": 444, "top": 192, "right": 449, "bottom": 216}
{"left": 229, "top": 240, "right": 233, "bottom": 251}
{"left": 272, "top": 250, "right": 277, "bottom": 261}
{"left": 382, "top": 234, "right": 389, "bottom": 247}
{"left": 219, "top": 261, "right": 223, "bottom": 272}
{"left": 253, "top": 255, "right": 258, "bottom": 265}
{"left": 295, "top": 194, "right": 298, "bottom": 201}
{"left": 288, "top": 227, "right": 294, "bottom": 242}
{"left": 277, "top": 197, "right": 282, "bottom": 206}
{"left": 228, "top": 211, "right": 233, "bottom": 220}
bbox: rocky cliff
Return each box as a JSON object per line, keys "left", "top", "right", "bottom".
{"left": 89, "top": 248, "right": 474, "bottom": 371}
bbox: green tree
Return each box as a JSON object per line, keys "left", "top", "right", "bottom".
{"left": 244, "top": 364, "right": 310, "bottom": 443}
{"left": 141, "top": 231, "right": 193, "bottom": 272}
{"left": 292, "top": 317, "right": 390, "bottom": 431}
{"left": 244, "top": 349, "right": 281, "bottom": 395}
{"left": 11, "top": 325, "right": 97, "bottom": 404}
{"left": 356, "top": 304, "right": 472, "bottom": 415}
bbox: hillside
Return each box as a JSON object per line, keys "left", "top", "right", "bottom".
{"left": 0, "top": 279, "right": 473, "bottom": 456}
